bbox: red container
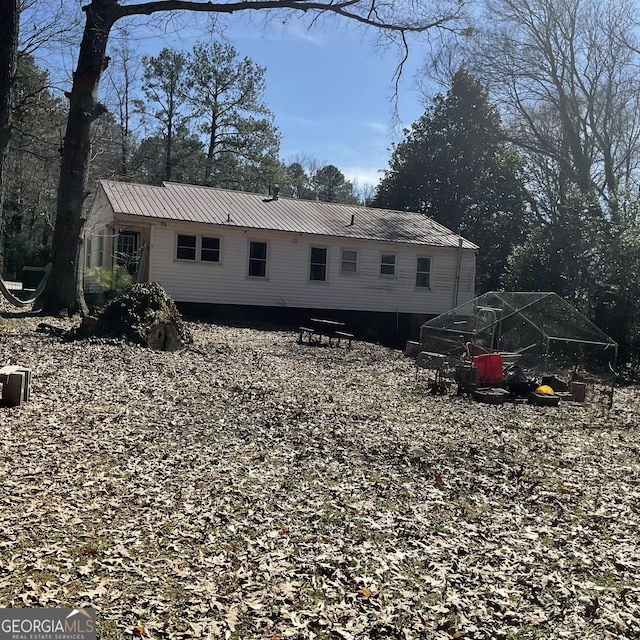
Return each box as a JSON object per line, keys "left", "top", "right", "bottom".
{"left": 474, "top": 353, "right": 503, "bottom": 386}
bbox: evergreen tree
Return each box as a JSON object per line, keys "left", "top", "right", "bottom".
{"left": 280, "top": 160, "right": 359, "bottom": 204}
{"left": 131, "top": 128, "right": 205, "bottom": 186}
{"left": 281, "top": 162, "right": 312, "bottom": 199}
{"left": 2, "top": 54, "right": 65, "bottom": 275}
{"left": 135, "top": 48, "right": 191, "bottom": 183}
{"left": 374, "top": 69, "right": 529, "bottom": 291}
{"left": 187, "top": 42, "right": 280, "bottom": 189}
{"left": 312, "top": 165, "right": 359, "bottom": 204}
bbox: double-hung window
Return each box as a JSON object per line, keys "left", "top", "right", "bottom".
{"left": 200, "top": 237, "right": 220, "bottom": 262}
{"left": 341, "top": 249, "right": 358, "bottom": 274}
{"left": 176, "top": 235, "right": 197, "bottom": 261}
{"left": 248, "top": 241, "right": 268, "bottom": 277}
{"left": 416, "top": 257, "right": 431, "bottom": 288}
{"left": 310, "top": 247, "right": 328, "bottom": 281}
{"left": 380, "top": 253, "right": 396, "bottom": 276}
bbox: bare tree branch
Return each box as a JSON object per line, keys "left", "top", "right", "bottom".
{"left": 110, "top": 0, "right": 464, "bottom": 34}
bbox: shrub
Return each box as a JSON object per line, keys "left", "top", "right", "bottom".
{"left": 87, "top": 266, "right": 133, "bottom": 296}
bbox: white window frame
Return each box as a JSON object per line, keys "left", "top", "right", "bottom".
{"left": 380, "top": 253, "right": 397, "bottom": 276}
{"left": 117, "top": 230, "right": 139, "bottom": 262}
{"left": 176, "top": 234, "right": 197, "bottom": 261}
{"left": 200, "top": 236, "right": 221, "bottom": 263}
{"left": 340, "top": 249, "right": 358, "bottom": 274}
{"left": 416, "top": 256, "right": 432, "bottom": 289}
{"left": 116, "top": 230, "right": 141, "bottom": 274}
{"left": 98, "top": 234, "right": 104, "bottom": 267}
{"left": 176, "top": 233, "right": 221, "bottom": 263}
{"left": 248, "top": 240, "right": 268, "bottom": 278}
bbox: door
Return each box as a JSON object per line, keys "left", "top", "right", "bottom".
{"left": 116, "top": 230, "right": 140, "bottom": 275}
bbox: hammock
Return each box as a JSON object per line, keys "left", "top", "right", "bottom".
{"left": 0, "top": 264, "right": 52, "bottom": 308}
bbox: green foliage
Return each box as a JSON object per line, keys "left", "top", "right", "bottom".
{"left": 475, "top": 0, "right": 640, "bottom": 364}
{"left": 87, "top": 266, "right": 133, "bottom": 296}
{"left": 281, "top": 162, "right": 313, "bottom": 199}
{"left": 589, "top": 219, "right": 640, "bottom": 363}
{"left": 312, "top": 164, "right": 359, "bottom": 204}
{"left": 373, "top": 69, "right": 529, "bottom": 291}
{"left": 134, "top": 48, "right": 193, "bottom": 183}
{"left": 188, "top": 41, "right": 280, "bottom": 188}
{"left": 502, "top": 189, "right": 602, "bottom": 298}
{"left": 3, "top": 214, "right": 50, "bottom": 276}
{"left": 131, "top": 131, "right": 205, "bottom": 186}
{"left": 1, "top": 53, "right": 63, "bottom": 275}
{"left": 280, "top": 160, "right": 360, "bottom": 204}
{"left": 130, "top": 42, "right": 280, "bottom": 190}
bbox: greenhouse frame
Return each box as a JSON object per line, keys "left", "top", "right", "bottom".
{"left": 419, "top": 291, "right": 618, "bottom": 375}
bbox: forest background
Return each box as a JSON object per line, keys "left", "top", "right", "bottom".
{"left": 1, "top": 0, "right": 640, "bottom": 370}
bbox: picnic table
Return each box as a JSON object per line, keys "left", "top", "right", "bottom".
{"left": 298, "top": 318, "right": 354, "bottom": 347}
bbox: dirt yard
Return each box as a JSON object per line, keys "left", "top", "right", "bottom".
{"left": 1, "top": 307, "right": 639, "bottom": 639}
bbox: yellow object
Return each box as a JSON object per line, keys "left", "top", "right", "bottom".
{"left": 536, "top": 385, "right": 554, "bottom": 395}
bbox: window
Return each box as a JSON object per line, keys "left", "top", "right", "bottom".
{"left": 380, "top": 253, "right": 396, "bottom": 276}
{"left": 248, "top": 241, "right": 267, "bottom": 277}
{"left": 116, "top": 230, "right": 140, "bottom": 274}
{"left": 201, "top": 237, "right": 220, "bottom": 262}
{"left": 85, "top": 237, "right": 92, "bottom": 268}
{"left": 341, "top": 249, "right": 358, "bottom": 273}
{"left": 310, "top": 247, "right": 328, "bottom": 281}
{"left": 98, "top": 234, "right": 104, "bottom": 267}
{"left": 86, "top": 233, "right": 105, "bottom": 268}
{"left": 177, "top": 234, "right": 197, "bottom": 261}
{"left": 416, "top": 257, "right": 431, "bottom": 288}
{"left": 176, "top": 234, "right": 220, "bottom": 262}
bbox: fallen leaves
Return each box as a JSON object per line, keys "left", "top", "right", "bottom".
{"left": 0, "top": 309, "right": 639, "bottom": 638}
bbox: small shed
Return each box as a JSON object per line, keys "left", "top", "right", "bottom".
{"left": 420, "top": 291, "right": 618, "bottom": 375}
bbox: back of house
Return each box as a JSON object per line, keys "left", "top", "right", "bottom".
{"left": 85, "top": 180, "right": 478, "bottom": 345}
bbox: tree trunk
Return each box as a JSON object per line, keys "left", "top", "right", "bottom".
{"left": 0, "top": 0, "right": 19, "bottom": 276}
{"left": 40, "top": 0, "right": 119, "bottom": 314}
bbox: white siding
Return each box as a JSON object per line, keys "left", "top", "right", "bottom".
{"left": 148, "top": 223, "right": 476, "bottom": 315}
{"left": 84, "top": 190, "right": 114, "bottom": 269}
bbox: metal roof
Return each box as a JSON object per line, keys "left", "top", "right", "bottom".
{"left": 97, "top": 180, "right": 478, "bottom": 250}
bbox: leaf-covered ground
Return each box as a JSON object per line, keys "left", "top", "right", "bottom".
{"left": 1, "top": 309, "right": 639, "bottom": 639}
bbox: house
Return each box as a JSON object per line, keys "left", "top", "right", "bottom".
{"left": 85, "top": 180, "right": 478, "bottom": 345}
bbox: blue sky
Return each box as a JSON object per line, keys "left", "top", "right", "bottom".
{"left": 117, "top": 12, "right": 431, "bottom": 190}
{"left": 225, "top": 20, "right": 429, "bottom": 188}
{"left": 35, "top": 4, "right": 431, "bottom": 191}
